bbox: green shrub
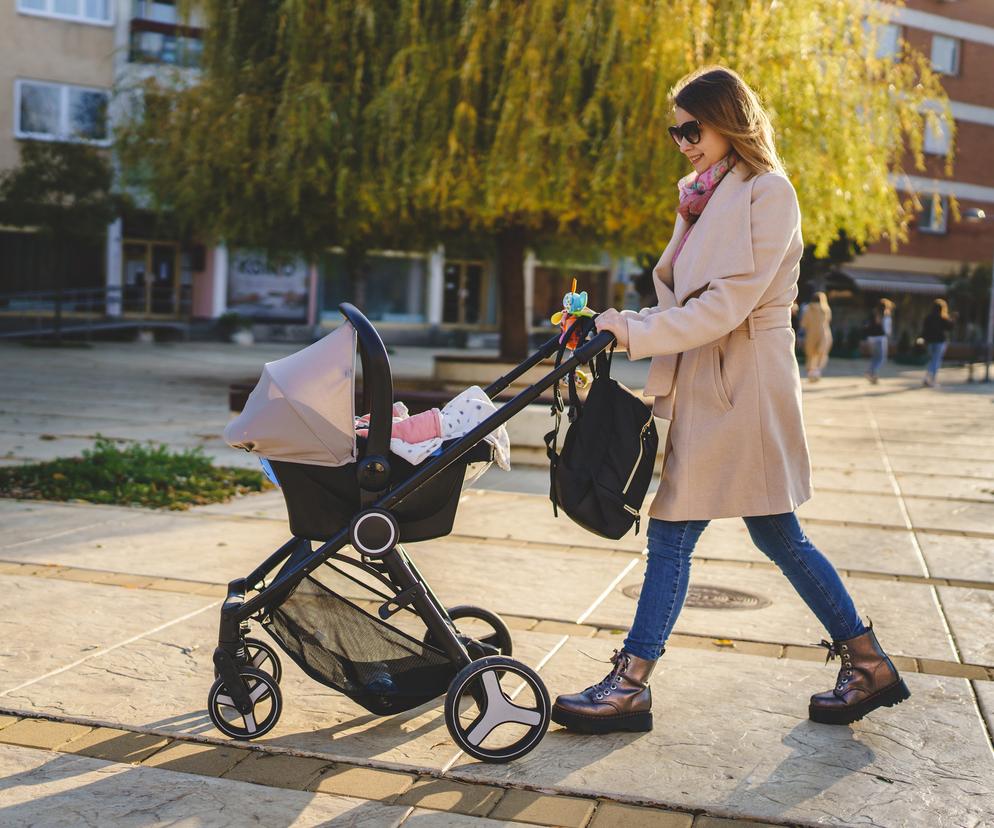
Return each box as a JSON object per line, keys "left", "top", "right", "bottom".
{"left": 0, "top": 437, "right": 272, "bottom": 510}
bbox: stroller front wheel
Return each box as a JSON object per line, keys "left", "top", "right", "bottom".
{"left": 425, "top": 605, "right": 513, "bottom": 660}
{"left": 444, "top": 656, "right": 550, "bottom": 763}
{"left": 214, "top": 637, "right": 283, "bottom": 684}
{"left": 208, "top": 666, "right": 283, "bottom": 740}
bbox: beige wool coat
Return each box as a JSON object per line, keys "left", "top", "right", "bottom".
{"left": 622, "top": 165, "right": 812, "bottom": 521}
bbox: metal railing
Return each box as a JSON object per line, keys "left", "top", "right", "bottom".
{"left": 0, "top": 285, "right": 192, "bottom": 340}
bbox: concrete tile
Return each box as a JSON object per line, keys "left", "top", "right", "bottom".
{"left": 919, "top": 532, "right": 994, "bottom": 585}
{"left": 396, "top": 777, "right": 504, "bottom": 816}
{"left": 452, "top": 489, "right": 646, "bottom": 552}
{"left": 694, "top": 818, "right": 781, "bottom": 828}
{"left": 0, "top": 500, "right": 144, "bottom": 550}
{"left": 811, "top": 466, "right": 893, "bottom": 493}
{"left": 935, "top": 586, "right": 994, "bottom": 668}
{"left": 140, "top": 739, "right": 249, "bottom": 777}
{"left": 904, "top": 498, "right": 994, "bottom": 536}
{"left": 401, "top": 808, "right": 535, "bottom": 827}
{"left": 589, "top": 802, "right": 693, "bottom": 828}
{"left": 887, "top": 453, "right": 994, "bottom": 480}
{"left": 222, "top": 750, "right": 333, "bottom": 790}
{"left": 0, "top": 742, "right": 408, "bottom": 826}
{"left": 974, "top": 681, "right": 994, "bottom": 738}
{"left": 0, "top": 713, "right": 20, "bottom": 730}
{"left": 585, "top": 561, "right": 956, "bottom": 662}
{"left": 796, "top": 490, "right": 906, "bottom": 528}
{"left": 897, "top": 473, "right": 994, "bottom": 503}
{"left": 448, "top": 646, "right": 994, "bottom": 826}
{"left": 488, "top": 788, "right": 595, "bottom": 826}
{"left": 0, "top": 573, "right": 215, "bottom": 691}
{"left": 916, "top": 659, "right": 989, "bottom": 680}
{"left": 0, "top": 718, "right": 93, "bottom": 750}
{"left": 61, "top": 726, "right": 171, "bottom": 763}
{"left": 311, "top": 763, "right": 417, "bottom": 800}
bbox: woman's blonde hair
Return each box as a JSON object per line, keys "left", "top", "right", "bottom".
{"left": 671, "top": 66, "right": 786, "bottom": 180}
{"left": 931, "top": 298, "right": 950, "bottom": 320}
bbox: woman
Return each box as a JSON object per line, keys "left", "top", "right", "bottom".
{"left": 919, "top": 299, "right": 955, "bottom": 387}
{"left": 864, "top": 298, "right": 894, "bottom": 384}
{"left": 552, "top": 67, "right": 909, "bottom": 734}
{"left": 801, "top": 291, "right": 833, "bottom": 381}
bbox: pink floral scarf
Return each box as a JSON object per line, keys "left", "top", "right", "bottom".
{"left": 672, "top": 152, "right": 737, "bottom": 265}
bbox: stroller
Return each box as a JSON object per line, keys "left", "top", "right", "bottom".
{"left": 208, "top": 303, "right": 613, "bottom": 763}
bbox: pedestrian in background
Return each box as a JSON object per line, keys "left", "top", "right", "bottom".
{"left": 918, "top": 298, "right": 955, "bottom": 387}
{"left": 864, "top": 298, "right": 894, "bottom": 384}
{"left": 801, "top": 291, "right": 833, "bottom": 381}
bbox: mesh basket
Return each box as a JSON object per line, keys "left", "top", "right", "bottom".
{"left": 263, "top": 572, "right": 456, "bottom": 715}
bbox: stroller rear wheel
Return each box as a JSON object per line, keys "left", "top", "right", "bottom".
{"left": 208, "top": 666, "right": 283, "bottom": 740}
{"left": 214, "top": 637, "right": 283, "bottom": 684}
{"left": 444, "top": 656, "right": 550, "bottom": 763}
{"left": 425, "top": 605, "right": 513, "bottom": 660}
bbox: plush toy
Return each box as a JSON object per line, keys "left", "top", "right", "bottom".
{"left": 551, "top": 278, "right": 596, "bottom": 350}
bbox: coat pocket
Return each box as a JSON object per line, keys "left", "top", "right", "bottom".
{"left": 711, "top": 346, "right": 733, "bottom": 413}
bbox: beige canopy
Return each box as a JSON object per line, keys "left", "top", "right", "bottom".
{"left": 223, "top": 323, "right": 357, "bottom": 467}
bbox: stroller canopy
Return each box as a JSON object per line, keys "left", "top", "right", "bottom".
{"left": 224, "top": 323, "right": 357, "bottom": 468}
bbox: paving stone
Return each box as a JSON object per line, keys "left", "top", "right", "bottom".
{"left": 61, "top": 726, "right": 172, "bottom": 763}
{"left": 917, "top": 532, "right": 994, "bottom": 585}
{"left": 140, "top": 739, "right": 249, "bottom": 776}
{"left": 694, "top": 818, "right": 781, "bottom": 828}
{"left": 904, "top": 499, "right": 994, "bottom": 536}
{"left": 0, "top": 713, "right": 20, "bottom": 731}
{"left": 488, "top": 789, "right": 596, "bottom": 826}
{"left": 936, "top": 586, "right": 994, "bottom": 667}
{"left": 311, "top": 763, "right": 417, "bottom": 800}
{"left": 221, "top": 751, "right": 333, "bottom": 790}
{"left": 532, "top": 620, "right": 597, "bottom": 636}
{"left": 916, "top": 659, "right": 990, "bottom": 680}
{"left": 397, "top": 778, "right": 504, "bottom": 816}
{"left": 400, "top": 808, "right": 535, "bottom": 827}
{"left": 0, "top": 742, "right": 408, "bottom": 826}
{"left": 589, "top": 802, "right": 694, "bottom": 828}
{"left": 0, "top": 718, "right": 93, "bottom": 750}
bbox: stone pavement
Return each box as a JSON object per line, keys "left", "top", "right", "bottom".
{"left": 1, "top": 341, "right": 993, "bottom": 826}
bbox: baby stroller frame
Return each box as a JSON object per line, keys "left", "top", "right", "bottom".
{"left": 210, "top": 303, "right": 613, "bottom": 762}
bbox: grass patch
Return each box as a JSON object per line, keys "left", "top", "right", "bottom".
{"left": 0, "top": 437, "right": 273, "bottom": 510}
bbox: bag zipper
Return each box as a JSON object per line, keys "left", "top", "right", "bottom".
{"left": 622, "top": 415, "right": 654, "bottom": 496}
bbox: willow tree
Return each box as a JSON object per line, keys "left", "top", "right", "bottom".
{"left": 120, "top": 0, "right": 950, "bottom": 359}
{"left": 372, "top": 0, "right": 951, "bottom": 358}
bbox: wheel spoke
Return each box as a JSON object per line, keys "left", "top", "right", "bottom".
{"left": 464, "top": 670, "right": 541, "bottom": 747}
{"left": 250, "top": 650, "right": 269, "bottom": 669}
{"left": 215, "top": 694, "right": 235, "bottom": 708}
{"left": 242, "top": 711, "right": 257, "bottom": 734}
{"left": 249, "top": 681, "right": 272, "bottom": 703}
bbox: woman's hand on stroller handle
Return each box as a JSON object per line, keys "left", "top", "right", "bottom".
{"left": 593, "top": 309, "right": 628, "bottom": 350}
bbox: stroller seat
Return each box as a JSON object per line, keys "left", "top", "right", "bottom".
{"left": 271, "top": 437, "right": 493, "bottom": 543}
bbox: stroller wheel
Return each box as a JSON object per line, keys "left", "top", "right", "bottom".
{"left": 208, "top": 666, "right": 282, "bottom": 740}
{"left": 215, "top": 637, "right": 283, "bottom": 684}
{"left": 426, "top": 606, "right": 513, "bottom": 660}
{"left": 444, "top": 656, "right": 550, "bottom": 763}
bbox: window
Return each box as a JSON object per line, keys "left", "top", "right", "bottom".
{"left": 133, "top": 0, "right": 178, "bottom": 24}
{"left": 129, "top": 29, "right": 203, "bottom": 68}
{"left": 17, "top": 0, "right": 111, "bottom": 25}
{"left": 320, "top": 252, "right": 429, "bottom": 324}
{"left": 931, "top": 35, "right": 960, "bottom": 76}
{"left": 924, "top": 115, "right": 951, "bottom": 155}
{"left": 15, "top": 80, "right": 110, "bottom": 144}
{"left": 918, "top": 194, "right": 949, "bottom": 235}
{"left": 863, "top": 21, "right": 901, "bottom": 60}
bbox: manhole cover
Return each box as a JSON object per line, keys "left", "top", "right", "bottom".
{"left": 622, "top": 584, "right": 771, "bottom": 610}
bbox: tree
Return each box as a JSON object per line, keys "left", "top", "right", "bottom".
{"left": 0, "top": 142, "right": 121, "bottom": 337}
{"left": 121, "top": 0, "right": 951, "bottom": 359}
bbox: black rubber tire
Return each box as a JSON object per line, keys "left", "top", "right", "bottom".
{"left": 214, "top": 637, "right": 283, "bottom": 684}
{"left": 208, "top": 666, "right": 283, "bottom": 740}
{"left": 444, "top": 656, "right": 550, "bottom": 763}
{"left": 426, "top": 605, "right": 513, "bottom": 660}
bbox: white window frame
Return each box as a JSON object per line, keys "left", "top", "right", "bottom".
{"left": 17, "top": 0, "right": 113, "bottom": 27}
{"left": 930, "top": 34, "right": 961, "bottom": 76}
{"left": 924, "top": 115, "right": 952, "bottom": 155}
{"left": 918, "top": 194, "right": 949, "bottom": 235}
{"left": 14, "top": 79, "right": 112, "bottom": 146}
{"left": 864, "top": 21, "right": 902, "bottom": 60}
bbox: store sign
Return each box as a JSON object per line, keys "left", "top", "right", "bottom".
{"left": 228, "top": 250, "right": 308, "bottom": 320}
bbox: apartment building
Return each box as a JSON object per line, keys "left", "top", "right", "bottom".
{"left": 830, "top": 0, "right": 994, "bottom": 343}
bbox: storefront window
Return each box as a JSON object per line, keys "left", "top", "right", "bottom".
{"left": 227, "top": 250, "right": 308, "bottom": 321}
{"left": 321, "top": 252, "right": 428, "bottom": 324}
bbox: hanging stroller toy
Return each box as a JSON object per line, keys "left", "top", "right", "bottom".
{"left": 209, "top": 303, "right": 614, "bottom": 763}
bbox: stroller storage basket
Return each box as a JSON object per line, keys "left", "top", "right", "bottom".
{"left": 263, "top": 573, "right": 456, "bottom": 715}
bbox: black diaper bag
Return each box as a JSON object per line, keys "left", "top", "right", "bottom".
{"left": 544, "top": 323, "right": 658, "bottom": 539}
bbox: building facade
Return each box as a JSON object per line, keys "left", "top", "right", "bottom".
{"left": 826, "top": 0, "right": 994, "bottom": 348}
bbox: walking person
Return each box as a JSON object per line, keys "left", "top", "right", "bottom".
{"left": 801, "top": 291, "right": 833, "bottom": 381}
{"left": 919, "top": 298, "right": 955, "bottom": 387}
{"left": 864, "top": 298, "right": 894, "bottom": 384}
{"left": 554, "top": 66, "right": 909, "bottom": 734}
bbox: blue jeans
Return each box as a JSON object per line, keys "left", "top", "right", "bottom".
{"left": 623, "top": 514, "right": 866, "bottom": 660}
{"left": 926, "top": 341, "right": 947, "bottom": 379}
{"left": 867, "top": 336, "right": 888, "bottom": 376}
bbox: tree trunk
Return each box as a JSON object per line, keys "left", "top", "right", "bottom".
{"left": 496, "top": 225, "right": 528, "bottom": 362}
{"left": 344, "top": 246, "right": 368, "bottom": 312}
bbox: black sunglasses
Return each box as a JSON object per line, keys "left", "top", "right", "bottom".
{"left": 668, "top": 119, "right": 702, "bottom": 146}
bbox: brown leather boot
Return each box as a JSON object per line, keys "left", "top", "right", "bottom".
{"left": 809, "top": 624, "right": 910, "bottom": 725}
{"left": 551, "top": 649, "right": 656, "bottom": 734}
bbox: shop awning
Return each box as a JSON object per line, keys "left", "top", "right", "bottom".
{"left": 832, "top": 268, "right": 948, "bottom": 296}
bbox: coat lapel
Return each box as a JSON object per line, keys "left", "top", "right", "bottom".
{"left": 672, "top": 165, "right": 756, "bottom": 305}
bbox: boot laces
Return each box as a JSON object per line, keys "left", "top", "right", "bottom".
{"left": 579, "top": 649, "right": 628, "bottom": 694}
